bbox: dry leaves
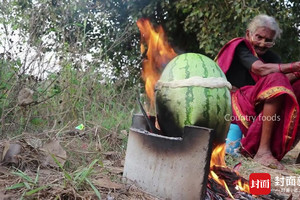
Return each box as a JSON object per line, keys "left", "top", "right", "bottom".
{"left": 40, "top": 140, "right": 67, "bottom": 167}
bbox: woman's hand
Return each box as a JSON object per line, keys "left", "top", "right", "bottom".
{"left": 231, "top": 86, "right": 239, "bottom": 92}
{"left": 292, "top": 61, "right": 300, "bottom": 72}
{"left": 286, "top": 73, "right": 298, "bottom": 83}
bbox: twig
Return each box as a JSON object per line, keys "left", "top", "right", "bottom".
{"left": 55, "top": 121, "right": 75, "bottom": 138}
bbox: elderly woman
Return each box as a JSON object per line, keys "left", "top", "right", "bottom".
{"left": 216, "top": 14, "right": 300, "bottom": 169}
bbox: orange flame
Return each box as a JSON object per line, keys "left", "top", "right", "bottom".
{"left": 137, "top": 19, "right": 250, "bottom": 197}
{"left": 237, "top": 179, "right": 250, "bottom": 193}
{"left": 210, "top": 144, "right": 226, "bottom": 168}
{"left": 210, "top": 144, "right": 234, "bottom": 198}
{"left": 210, "top": 144, "right": 250, "bottom": 198}
{"left": 137, "top": 18, "right": 177, "bottom": 106}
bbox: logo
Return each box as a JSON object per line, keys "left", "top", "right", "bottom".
{"left": 249, "top": 173, "right": 271, "bottom": 195}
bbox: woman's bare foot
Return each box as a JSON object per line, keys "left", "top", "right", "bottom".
{"left": 253, "top": 151, "right": 285, "bottom": 170}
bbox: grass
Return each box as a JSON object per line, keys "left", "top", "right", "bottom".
{"left": 0, "top": 128, "right": 147, "bottom": 199}
{"left": 2, "top": 60, "right": 298, "bottom": 199}
{"left": 52, "top": 155, "right": 102, "bottom": 199}
{"left": 4, "top": 156, "right": 102, "bottom": 199}
{"left": 2, "top": 120, "right": 300, "bottom": 199}
{"left": 0, "top": 63, "right": 148, "bottom": 198}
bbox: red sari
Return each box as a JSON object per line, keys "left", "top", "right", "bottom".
{"left": 216, "top": 38, "right": 300, "bottom": 160}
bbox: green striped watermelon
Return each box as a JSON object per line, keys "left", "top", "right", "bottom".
{"left": 155, "top": 53, "right": 232, "bottom": 144}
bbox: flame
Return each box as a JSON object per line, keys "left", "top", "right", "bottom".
{"left": 137, "top": 19, "right": 250, "bottom": 198}
{"left": 209, "top": 144, "right": 234, "bottom": 198}
{"left": 237, "top": 179, "right": 250, "bottom": 193}
{"left": 137, "top": 18, "right": 177, "bottom": 106}
{"left": 210, "top": 144, "right": 226, "bottom": 168}
{"left": 209, "top": 144, "right": 250, "bottom": 198}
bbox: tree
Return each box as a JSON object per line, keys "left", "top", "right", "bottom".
{"left": 0, "top": 0, "right": 141, "bottom": 135}
{"left": 1, "top": 0, "right": 300, "bottom": 83}
{"left": 104, "top": 0, "right": 300, "bottom": 62}
{"left": 0, "top": 0, "right": 142, "bottom": 84}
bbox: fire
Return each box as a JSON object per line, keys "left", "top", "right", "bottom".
{"left": 137, "top": 19, "right": 251, "bottom": 198}
{"left": 210, "top": 144, "right": 250, "bottom": 198}
{"left": 210, "top": 144, "right": 234, "bottom": 198}
{"left": 137, "top": 18, "right": 177, "bottom": 106}
{"left": 237, "top": 179, "right": 250, "bottom": 193}
{"left": 210, "top": 144, "right": 226, "bottom": 168}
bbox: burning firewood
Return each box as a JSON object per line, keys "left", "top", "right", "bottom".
{"left": 207, "top": 165, "right": 292, "bottom": 200}
{"left": 212, "top": 165, "right": 248, "bottom": 193}
{"left": 205, "top": 186, "right": 224, "bottom": 200}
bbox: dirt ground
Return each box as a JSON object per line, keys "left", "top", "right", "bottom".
{"left": 0, "top": 132, "right": 158, "bottom": 200}
{"left": 0, "top": 131, "right": 300, "bottom": 200}
{"left": 226, "top": 142, "right": 300, "bottom": 200}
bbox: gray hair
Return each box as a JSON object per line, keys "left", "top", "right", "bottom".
{"left": 248, "top": 14, "right": 282, "bottom": 40}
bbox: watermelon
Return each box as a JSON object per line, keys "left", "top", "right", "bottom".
{"left": 155, "top": 53, "right": 232, "bottom": 144}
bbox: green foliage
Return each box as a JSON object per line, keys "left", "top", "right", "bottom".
{"left": 52, "top": 155, "right": 102, "bottom": 199}
{"left": 30, "top": 117, "right": 46, "bottom": 126}
{"left": 0, "top": 59, "right": 23, "bottom": 135}
{"left": 0, "top": 0, "right": 139, "bottom": 137}
{"left": 6, "top": 158, "right": 102, "bottom": 199}
{"left": 3, "top": 0, "right": 298, "bottom": 84}
{"left": 1, "top": 1, "right": 299, "bottom": 198}
{"left": 1, "top": 0, "right": 142, "bottom": 83}
{"left": 103, "top": 0, "right": 300, "bottom": 61}
{"left": 0, "top": 0, "right": 298, "bottom": 138}
{"left": 6, "top": 167, "right": 49, "bottom": 199}
{"left": 174, "top": 0, "right": 257, "bottom": 55}
{"left": 1, "top": 63, "right": 137, "bottom": 139}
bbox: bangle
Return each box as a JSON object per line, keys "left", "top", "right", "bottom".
{"left": 290, "top": 62, "right": 294, "bottom": 72}
{"left": 278, "top": 64, "right": 282, "bottom": 73}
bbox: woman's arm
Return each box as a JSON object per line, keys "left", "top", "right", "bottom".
{"left": 251, "top": 60, "right": 300, "bottom": 76}
{"left": 285, "top": 73, "right": 298, "bottom": 83}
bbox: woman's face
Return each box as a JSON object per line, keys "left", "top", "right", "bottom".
{"left": 246, "top": 27, "right": 276, "bottom": 56}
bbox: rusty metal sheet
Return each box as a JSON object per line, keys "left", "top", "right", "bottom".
{"left": 123, "top": 114, "right": 215, "bottom": 200}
